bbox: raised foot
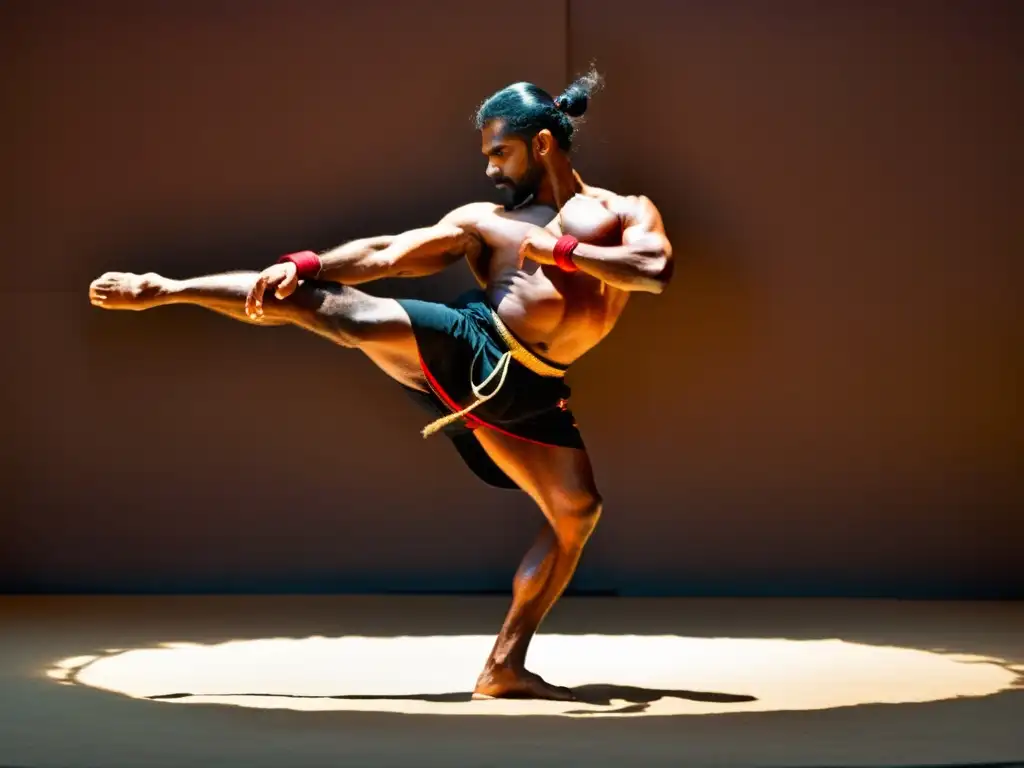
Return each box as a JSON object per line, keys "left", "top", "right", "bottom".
{"left": 89, "top": 272, "right": 170, "bottom": 311}
{"left": 473, "top": 665, "right": 577, "bottom": 701}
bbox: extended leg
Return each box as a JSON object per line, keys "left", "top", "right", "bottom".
{"left": 90, "top": 270, "right": 288, "bottom": 324}
{"left": 470, "top": 429, "right": 603, "bottom": 700}
{"left": 88, "top": 269, "right": 425, "bottom": 390}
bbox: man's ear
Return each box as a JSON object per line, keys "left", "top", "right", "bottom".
{"left": 533, "top": 129, "right": 555, "bottom": 158}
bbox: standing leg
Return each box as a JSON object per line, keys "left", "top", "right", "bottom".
{"left": 88, "top": 270, "right": 426, "bottom": 390}
{"left": 470, "top": 429, "right": 603, "bottom": 700}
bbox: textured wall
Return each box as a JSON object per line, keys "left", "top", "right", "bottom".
{"left": 2, "top": 0, "right": 1021, "bottom": 596}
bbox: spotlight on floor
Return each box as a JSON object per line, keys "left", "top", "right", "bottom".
{"left": 48, "top": 634, "right": 1020, "bottom": 718}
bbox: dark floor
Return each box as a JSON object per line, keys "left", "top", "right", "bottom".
{"left": 1, "top": 596, "right": 1022, "bottom": 767}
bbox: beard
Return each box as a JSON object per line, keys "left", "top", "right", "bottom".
{"left": 495, "top": 160, "right": 544, "bottom": 211}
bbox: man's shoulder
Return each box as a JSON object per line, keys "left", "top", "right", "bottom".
{"left": 582, "top": 183, "right": 621, "bottom": 202}
{"left": 439, "top": 202, "right": 501, "bottom": 228}
{"left": 584, "top": 185, "right": 651, "bottom": 214}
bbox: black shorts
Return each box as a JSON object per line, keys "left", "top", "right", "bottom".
{"left": 395, "top": 290, "right": 585, "bottom": 490}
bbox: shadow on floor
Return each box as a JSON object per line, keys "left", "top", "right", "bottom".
{"left": 149, "top": 682, "right": 757, "bottom": 714}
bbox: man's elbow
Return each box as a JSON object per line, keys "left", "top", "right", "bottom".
{"left": 639, "top": 250, "right": 674, "bottom": 294}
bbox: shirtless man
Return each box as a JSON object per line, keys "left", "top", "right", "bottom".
{"left": 88, "top": 69, "right": 674, "bottom": 700}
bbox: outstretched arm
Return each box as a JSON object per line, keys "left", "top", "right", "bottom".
{"left": 521, "top": 195, "right": 674, "bottom": 294}
{"left": 245, "top": 204, "right": 487, "bottom": 319}
{"left": 315, "top": 203, "right": 487, "bottom": 284}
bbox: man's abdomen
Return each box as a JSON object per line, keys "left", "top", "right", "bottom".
{"left": 490, "top": 273, "right": 619, "bottom": 366}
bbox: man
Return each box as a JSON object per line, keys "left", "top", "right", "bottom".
{"left": 88, "top": 69, "right": 674, "bottom": 701}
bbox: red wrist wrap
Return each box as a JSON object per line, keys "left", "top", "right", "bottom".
{"left": 277, "top": 250, "right": 321, "bottom": 278}
{"left": 553, "top": 235, "right": 579, "bottom": 272}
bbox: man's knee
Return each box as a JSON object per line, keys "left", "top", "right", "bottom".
{"left": 551, "top": 493, "right": 603, "bottom": 549}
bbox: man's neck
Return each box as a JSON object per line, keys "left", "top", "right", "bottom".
{"left": 535, "top": 162, "right": 581, "bottom": 210}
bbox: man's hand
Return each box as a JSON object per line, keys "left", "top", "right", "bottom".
{"left": 245, "top": 261, "right": 299, "bottom": 320}
{"left": 517, "top": 227, "right": 559, "bottom": 266}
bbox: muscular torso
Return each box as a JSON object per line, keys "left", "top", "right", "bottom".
{"left": 465, "top": 191, "right": 631, "bottom": 366}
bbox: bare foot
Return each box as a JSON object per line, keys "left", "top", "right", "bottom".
{"left": 473, "top": 664, "right": 577, "bottom": 701}
{"left": 89, "top": 272, "right": 172, "bottom": 311}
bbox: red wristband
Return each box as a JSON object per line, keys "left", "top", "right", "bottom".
{"left": 553, "top": 235, "right": 579, "bottom": 272}
{"left": 277, "top": 250, "right": 322, "bottom": 279}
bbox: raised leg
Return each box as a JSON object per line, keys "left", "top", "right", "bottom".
{"left": 90, "top": 271, "right": 288, "bottom": 324}
{"left": 88, "top": 270, "right": 426, "bottom": 390}
{"left": 470, "top": 429, "right": 603, "bottom": 701}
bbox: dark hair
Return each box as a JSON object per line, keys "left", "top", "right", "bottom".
{"left": 474, "top": 67, "right": 604, "bottom": 151}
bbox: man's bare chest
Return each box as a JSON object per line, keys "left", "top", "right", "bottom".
{"left": 476, "top": 194, "right": 623, "bottom": 254}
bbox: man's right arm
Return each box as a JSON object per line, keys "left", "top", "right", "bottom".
{"left": 315, "top": 203, "right": 490, "bottom": 285}
{"left": 244, "top": 203, "right": 493, "bottom": 319}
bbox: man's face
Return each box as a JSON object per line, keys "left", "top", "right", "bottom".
{"left": 481, "top": 121, "right": 543, "bottom": 210}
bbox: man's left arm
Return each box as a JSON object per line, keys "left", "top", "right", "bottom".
{"left": 522, "top": 195, "right": 674, "bottom": 294}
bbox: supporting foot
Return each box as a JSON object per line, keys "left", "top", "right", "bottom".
{"left": 472, "top": 664, "right": 577, "bottom": 701}
{"left": 89, "top": 272, "right": 172, "bottom": 311}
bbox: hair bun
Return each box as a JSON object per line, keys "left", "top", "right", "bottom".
{"left": 554, "top": 86, "right": 588, "bottom": 118}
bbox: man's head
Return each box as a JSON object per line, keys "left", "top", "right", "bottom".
{"left": 475, "top": 68, "right": 603, "bottom": 209}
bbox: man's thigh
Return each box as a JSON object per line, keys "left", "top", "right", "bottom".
{"left": 274, "top": 282, "right": 428, "bottom": 392}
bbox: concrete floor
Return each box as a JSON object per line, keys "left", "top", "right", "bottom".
{"left": 1, "top": 595, "right": 1022, "bottom": 767}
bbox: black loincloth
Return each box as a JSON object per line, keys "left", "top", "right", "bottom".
{"left": 395, "top": 289, "right": 584, "bottom": 490}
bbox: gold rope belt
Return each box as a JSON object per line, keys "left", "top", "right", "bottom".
{"left": 490, "top": 311, "right": 567, "bottom": 379}
{"left": 421, "top": 310, "right": 567, "bottom": 438}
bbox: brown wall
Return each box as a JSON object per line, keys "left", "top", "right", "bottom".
{"left": 3, "top": 1, "right": 1021, "bottom": 596}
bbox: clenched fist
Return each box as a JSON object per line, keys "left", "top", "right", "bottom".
{"left": 517, "top": 226, "right": 559, "bottom": 266}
